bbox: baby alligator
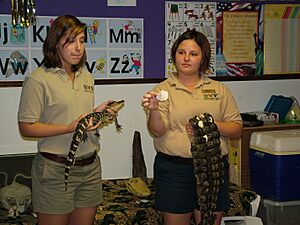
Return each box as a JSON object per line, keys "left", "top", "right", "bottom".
{"left": 189, "top": 113, "right": 224, "bottom": 225}
{"left": 64, "top": 100, "right": 125, "bottom": 191}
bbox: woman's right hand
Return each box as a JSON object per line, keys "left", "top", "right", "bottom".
{"left": 142, "top": 91, "right": 159, "bottom": 110}
{"left": 68, "top": 114, "right": 88, "bottom": 133}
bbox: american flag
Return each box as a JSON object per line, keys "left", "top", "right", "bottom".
{"left": 227, "top": 63, "right": 256, "bottom": 77}
{"left": 226, "top": 64, "right": 247, "bottom": 77}
{"left": 217, "top": 3, "right": 255, "bottom": 16}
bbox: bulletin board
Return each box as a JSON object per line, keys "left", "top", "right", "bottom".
{"left": 0, "top": 0, "right": 299, "bottom": 87}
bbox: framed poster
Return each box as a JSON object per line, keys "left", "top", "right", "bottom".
{"left": 264, "top": 4, "right": 300, "bottom": 75}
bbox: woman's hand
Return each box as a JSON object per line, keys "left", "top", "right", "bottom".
{"left": 142, "top": 91, "right": 159, "bottom": 110}
{"left": 94, "top": 100, "right": 114, "bottom": 113}
{"left": 185, "top": 124, "right": 195, "bottom": 143}
{"left": 95, "top": 99, "right": 118, "bottom": 117}
{"left": 68, "top": 114, "right": 87, "bottom": 132}
{"left": 68, "top": 113, "right": 102, "bottom": 133}
{"left": 86, "top": 117, "right": 102, "bottom": 131}
{"left": 142, "top": 91, "right": 168, "bottom": 137}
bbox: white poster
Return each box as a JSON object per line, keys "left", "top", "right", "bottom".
{"left": 107, "top": 0, "right": 137, "bottom": 7}
{"left": 165, "top": 1, "right": 216, "bottom": 77}
{"left": 0, "top": 15, "right": 144, "bottom": 81}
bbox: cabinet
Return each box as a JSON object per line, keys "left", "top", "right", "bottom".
{"left": 229, "top": 123, "right": 300, "bottom": 189}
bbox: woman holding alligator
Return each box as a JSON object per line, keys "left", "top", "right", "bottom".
{"left": 18, "top": 15, "right": 115, "bottom": 225}
{"left": 142, "top": 30, "right": 243, "bottom": 225}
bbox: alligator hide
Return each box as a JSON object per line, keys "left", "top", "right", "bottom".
{"left": 132, "top": 131, "right": 147, "bottom": 182}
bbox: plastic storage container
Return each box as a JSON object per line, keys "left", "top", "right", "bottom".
{"left": 250, "top": 129, "right": 300, "bottom": 201}
{"left": 257, "top": 199, "right": 300, "bottom": 225}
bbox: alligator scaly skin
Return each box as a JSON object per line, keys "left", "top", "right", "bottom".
{"left": 64, "top": 100, "right": 125, "bottom": 191}
{"left": 189, "top": 113, "right": 224, "bottom": 225}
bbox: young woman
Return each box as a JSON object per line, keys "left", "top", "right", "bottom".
{"left": 18, "top": 15, "right": 114, "bottom": 225}
{"left": 142, "top": 30, "right": 243, "bottom": 225}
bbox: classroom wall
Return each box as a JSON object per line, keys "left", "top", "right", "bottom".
{"left": 0, "top": 0, "right": 168, "bottom": 79}
{"left": 1, "top": 0, "right": 299, "bottom": 179}
{"left": 1, "top": 79, "right": 300, "bottom": 179}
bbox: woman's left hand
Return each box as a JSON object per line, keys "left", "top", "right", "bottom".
{"left": 93, "top": 100, "right": 114, "bottom": 112}
{"left": 90, "top": 100, "right": 117, "bottom": 130}
{"left": 185, "top": 124, "right": 194, "bottom": 143}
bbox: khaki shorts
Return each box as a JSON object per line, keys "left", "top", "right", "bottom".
{"left": 31, "top": 152, "right": 103, "bottom": 214}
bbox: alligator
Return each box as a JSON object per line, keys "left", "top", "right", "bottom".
{"left": 64, "top": 100, "right": 125, "bottom": 191}
{"left": 189, "top": 113, "right": 224, "bottom": 225}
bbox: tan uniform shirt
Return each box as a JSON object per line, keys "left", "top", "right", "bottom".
{"left": 18, "top": 66, "right": 100, "bottom": 157}
{"left": 149, "top": 74, "right": 242, "bottom": 157}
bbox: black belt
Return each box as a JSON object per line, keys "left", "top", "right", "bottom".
{"left": 158, "top": 152, "right": 193, "bottom": 165}
{"left": 40, "top": 152, "right": 96, "bottom": 166}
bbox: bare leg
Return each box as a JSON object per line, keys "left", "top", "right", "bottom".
{"left": 68, "top": 207, "right": 97, "bottom": 225}
{"left": 214, "top": 211, "right": 224, "bottom": 225}
{"left": 38, "top": 213, "right": 69, "bottom": 225}
{"left": 194, "top": 209, "right": 201, "bottom": 224}
{"left": 193, "top": 210, "right": 223, "bottom": 225}
{"left": 163, "top": 212, "right": 193, "bottom": 225}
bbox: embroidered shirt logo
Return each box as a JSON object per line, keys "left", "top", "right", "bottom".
{"left": 202, "top": 89, "right": 219, "bottom": 100}
{"left": 83, "top": 84, "right": 93, "bottom": 93}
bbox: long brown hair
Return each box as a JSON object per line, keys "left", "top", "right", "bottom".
{"left": 171, "top": 29, "right": 211, "bottom": 75}
{"left": 42, "top": 15, "right": 87, "bottom": 72}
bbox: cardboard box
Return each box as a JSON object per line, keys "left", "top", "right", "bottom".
{"left": 229, "top": 138, "right": 241, "bottom": 185}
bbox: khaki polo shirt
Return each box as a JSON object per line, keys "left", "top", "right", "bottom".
{"left": 18, "top": 66, "right": 100, "bottom": 157}
{"left": 149, "top": 74, "right": 242, "bottom": 157}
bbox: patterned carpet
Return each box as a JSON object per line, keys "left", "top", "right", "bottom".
{"left": 0, "top": 179, "right": 257, "bottom": 225}
{"left": 94, "top": 179, "right": 162, "bottom": 225}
